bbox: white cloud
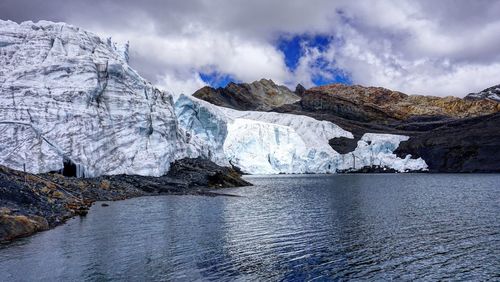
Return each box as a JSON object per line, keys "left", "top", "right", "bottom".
{"left": 156, "top": 71, "right": 207, "bottom": 98}
{"left": 4, "top": 0, "right": 499, "bottom": 96}
{"left": 91, "top": 21, "right": 291, "bottom": 93}
{"left": 292, "top": 44, "right": 332, "bottom": 88}
{"left": 296, "top": 1, "right": 500, "bottom": 96}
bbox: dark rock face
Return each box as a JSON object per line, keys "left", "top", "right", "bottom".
{"left": 167, "top": 158, "right": 252, "bottom": 188}
{"left": 193, "top": 85, "right": 255, "bottom": 111}
{"left": 300, "top": 89, "right": 398, "bottom": 122}
{"left": 394, "top": 113, "right": 500, "bottom": 172}
{"left": 295, "top": 83, "right": 306, "bottom": 96}
{"left": 0, "top": 158, "right": 251, "bottom": 243}
{"left": 328, "top": 136, "right": 360, "bottom": 154}
{"left": 192, "top": 79, "right": 300, "bottom": 111}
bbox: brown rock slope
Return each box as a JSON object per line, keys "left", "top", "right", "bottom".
{"left": 306, "top": 84, "right": 500, "bottom": 120}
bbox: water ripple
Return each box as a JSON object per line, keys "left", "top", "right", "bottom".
{"left": 0, "top": 174, "right": 498, "bottom": 281}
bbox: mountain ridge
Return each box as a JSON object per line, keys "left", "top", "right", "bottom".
{"left": 196, "top": 80, "right": 500, "bottom": 120}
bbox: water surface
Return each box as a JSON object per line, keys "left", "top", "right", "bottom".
{"left": 0, "top": 174, "right": 499, "bottom": 281}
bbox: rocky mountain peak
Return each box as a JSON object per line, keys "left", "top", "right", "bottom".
{"left": 192, "top": 78, "right": 300, "bottom": 111}
{"left": 465, "top": 84, "right": 500, "bottom": 102}
{"left": 295, "top": 83, "right": 306, "bottom": 96}
{"left": 256, "top": 78, "right": 276, "bottom": 85}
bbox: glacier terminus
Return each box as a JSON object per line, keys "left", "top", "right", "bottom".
{"left": 0, "top": 20, "right": 427, "bottom": 176}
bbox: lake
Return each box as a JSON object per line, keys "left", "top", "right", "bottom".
{"left": 0, "top": 174, "right": 498, "bottom": 281}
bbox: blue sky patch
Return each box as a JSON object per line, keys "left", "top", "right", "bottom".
{"left": 277, "top": 34, "right": 352, "bottom": 86}
{"left": 200, "top": 71, "right": 238, "bottom": 88}
{"left": 310, "top": 56, "right": 352, "bottom": 85}
{"left": 312, "top": 70, "right": 352, "bottom": 85}
{"left": 277, "top": 34, "right": 332, "bottom": 71}
{"left": 199, "top": 34, "right": 351, "bottom": 89}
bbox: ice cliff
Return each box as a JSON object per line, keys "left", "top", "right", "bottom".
{"left": 0, "top": 20, "right": 186, "bottom": 177}
{"left": 175, "top": 95, "right": 428, "bottom": 174}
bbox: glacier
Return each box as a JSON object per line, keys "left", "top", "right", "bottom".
{"left": 175, "top": 95, "right": 428, "bottom": 174}
{"left": 0, "top": 20, "right": 188, "bottom": 177}
{"left": 0, "top": 20, "right": 427, "bottom": 177}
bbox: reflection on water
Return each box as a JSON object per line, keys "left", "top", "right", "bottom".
{"left": 0, "top": 174, "right": 499, "bottom": 281}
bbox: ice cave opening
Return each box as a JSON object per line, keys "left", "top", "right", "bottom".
{"left": 62, "top": 158, "right": 77, "bottom": 177}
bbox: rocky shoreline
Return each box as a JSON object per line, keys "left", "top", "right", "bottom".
{"left": 0, "top": 158, "right": 251, "bottom": 243}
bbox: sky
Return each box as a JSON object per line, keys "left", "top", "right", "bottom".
{"left": 1, "top": 0, "right": 499, "bottom": 96}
